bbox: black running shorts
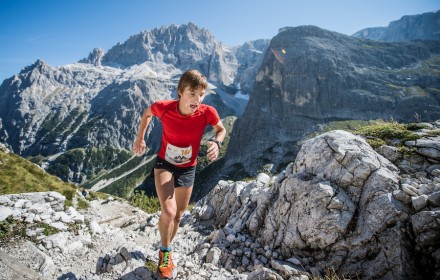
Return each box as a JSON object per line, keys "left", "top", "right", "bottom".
{"left": 150, "top": 156, "right": 196, "bottom": 187}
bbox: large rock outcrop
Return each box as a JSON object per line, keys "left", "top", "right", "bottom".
{"left": 222, "top": 25, "right": 440, "bottom": 180}
{"left": 192, "top": 130, "right": 440, "bottom": 279}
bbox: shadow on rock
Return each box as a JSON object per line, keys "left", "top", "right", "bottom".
{"left": 119, "top": 266, "right": 157, "bottom": 280}
{"left": 96, "top": 247, "right": 148, "bottom": 276}
{"left": 57, "top": 272, "right": 78, "bottom": 280}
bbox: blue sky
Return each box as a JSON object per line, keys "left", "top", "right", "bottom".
{"left": 0, "top": 0, "right": 438, "bottom": 82}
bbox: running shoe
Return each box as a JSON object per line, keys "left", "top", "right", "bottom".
{"left": 157, "top": 249, "right": 175, "bottom": 279}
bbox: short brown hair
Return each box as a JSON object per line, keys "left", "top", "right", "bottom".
{"left": 177, "top": 70, "right": 208, "bottom": 95}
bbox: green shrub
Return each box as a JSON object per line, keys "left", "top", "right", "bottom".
{"left": 77, "top": 199, "right": 89, "bottom": 210}
{"left": 186, "top": 203, "right": 195, "bottom": 211}
{"left": 405, "top": 123, "right": 430, "bottom": 131}
{"left": 62, "top": 189, "right": 75, "bottom": 208}
{"left": 0, "top": 216, "right": 28, "bottom": 241}
{"left": 0, "top": 150, "right": 77, "bottom": 196}
{"left": 129, "top": 190, "right": 161, "bottom": 213}
{"left": 311, "top": 267, "right": 359, "bottom": 280}
{"left": 398, "top": 146, "right": 417, "bottom": 156}
{"left": 307, "top": 120, "right": 375, "bottom": 139}
{"left": 0, "top": 216, "right": 14, "bottom": 239}
{"left": 426, "top": 130, "right": 440, "bottom": 136}
{"left": 366, "top": 138, "right": 387, "bottom": 149}
{"left": 88, "top": 190, "right": 109, "bottom": 200}
{"left": 63, "top": 189, "right": 74, "bottom": 200}
{"left": 353, "top": 120, "right": 421, "bottom": 142}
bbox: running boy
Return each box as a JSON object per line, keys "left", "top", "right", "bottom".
{"left": 133, "top": 69, "right": 226, "bottom": 279}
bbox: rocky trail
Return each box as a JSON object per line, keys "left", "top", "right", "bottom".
{"left": 0, "top": 190, "right": 247, "bottom": 280}
{"left": 0, "top": 192, "right": 238, "bottom": 280}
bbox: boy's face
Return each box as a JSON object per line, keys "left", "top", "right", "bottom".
{"left": 178, "top": 86, "right": 206, "bottom": 115}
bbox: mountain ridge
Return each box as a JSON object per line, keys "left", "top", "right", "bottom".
{"left": 0, "top": 22, "right": 267, "bottom": 196}
{"left": 352, "top": 10, "right": 440, "bottom": 41}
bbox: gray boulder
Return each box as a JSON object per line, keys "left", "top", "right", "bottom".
{"left": 192, "top": 130, "right": 421, "bottom": 279}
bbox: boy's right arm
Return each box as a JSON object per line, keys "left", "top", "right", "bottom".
{"left": 133, "top": 107, "right": 154, "bottom": 156}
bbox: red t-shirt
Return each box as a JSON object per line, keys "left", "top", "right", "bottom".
{"left": 151, "top": 100, "right": 220, "bottom": 167}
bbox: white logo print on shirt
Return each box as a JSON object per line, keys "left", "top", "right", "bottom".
{"left": 165, "top": 143, "right": 192, "bottom": 165}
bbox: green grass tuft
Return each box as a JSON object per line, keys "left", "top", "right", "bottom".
{"left": 144, "top": 259, "right": 157, "bottom": 271}
{"left": 38, "top": 223, "right": 60, "bottom": 236}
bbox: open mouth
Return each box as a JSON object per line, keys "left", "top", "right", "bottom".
{"left": 190, "top": 104, "right": 198, "bottom": 109}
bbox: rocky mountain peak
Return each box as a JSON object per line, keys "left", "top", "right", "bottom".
{"left": 19, "top": 59, "right": 49, "bottom": 76}
{"left": 79, "top": 48, "right": 105, "bottom": 66}
{"left": 101, "top": 22, "right": 218, "bottom": 69}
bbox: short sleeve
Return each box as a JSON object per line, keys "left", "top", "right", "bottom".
{"left": 150, "top": 102, "right": 160, "bottom": 117}
{"left": 150, "top": 100, "right": 170, "bottom": 119}
{"left": 205, "top": 106, "right": 220, "bottom": 126}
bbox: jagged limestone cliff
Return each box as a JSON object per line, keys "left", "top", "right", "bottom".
{"left": 220, "top": 25, "right": 440, "bottom": 184}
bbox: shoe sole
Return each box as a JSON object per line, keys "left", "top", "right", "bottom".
{"left": 156, "top": 272, "right": 173, "bottom": 279}
{"left": 156, "top": 267, "right": 177, "bottom": 279}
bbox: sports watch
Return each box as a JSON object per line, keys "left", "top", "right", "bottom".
{"left": 209, "top": 138, "right": 223, "bottom": 149}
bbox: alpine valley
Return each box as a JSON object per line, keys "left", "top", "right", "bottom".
{"left": 0, "top": 22, "right": 268, "bottom": 198}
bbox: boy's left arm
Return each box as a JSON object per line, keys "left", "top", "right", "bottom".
{"left": 207, "top": 120, "right": 226, "bottom": 161}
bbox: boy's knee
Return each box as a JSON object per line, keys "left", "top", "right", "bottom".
{"left": 161, "top": 206, "right": 177, "bottom": 220}
{"left": 173, "top": 209, "right": 186, "bottom": 223}
{"left": 173, "top": 215, "right": 182, "bottom": 224}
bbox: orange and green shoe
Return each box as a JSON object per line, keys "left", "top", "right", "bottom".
{"left": 157, "top": 249, "right": 175, "bottom": 279}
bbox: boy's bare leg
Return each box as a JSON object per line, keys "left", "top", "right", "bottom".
{"left": 154, "top": 169, "right": 176, "bottom": 248}
{"left": 170, "top": 186, "right": 193, "bottom": 242}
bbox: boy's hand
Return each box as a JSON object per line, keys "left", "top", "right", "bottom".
{"left": 133, "top": 139, "right": 147, "bottom": 156}
{"left": 207, "top": 141, "right": 219, "bottom": 161}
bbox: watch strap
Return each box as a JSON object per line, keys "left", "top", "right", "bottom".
{"left": 209, "top": 138, "right": 222, "bottom": 148}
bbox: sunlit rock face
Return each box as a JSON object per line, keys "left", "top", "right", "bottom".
{"left": 192, "top": 130, "right": 440, "bottom": 279}
{"left": 223, "top": 25, "right": 440, "bottom": 178}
